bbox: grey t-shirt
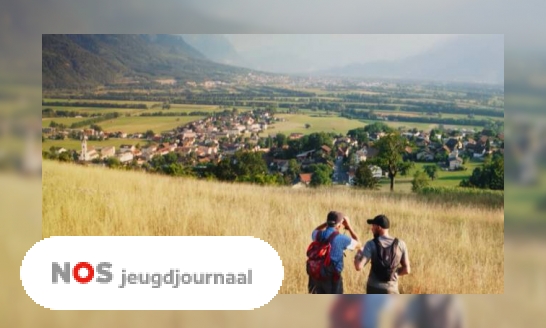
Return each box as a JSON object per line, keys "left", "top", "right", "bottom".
{"left": 399, "top": 295, "right": 464, "bottom": 328}
{"left": 360, "top": 235, "right": 408, "bottom": 290}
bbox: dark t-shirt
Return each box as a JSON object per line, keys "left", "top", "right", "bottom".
{"left": 360, "top": 235, "right": 408, "bottom": 290}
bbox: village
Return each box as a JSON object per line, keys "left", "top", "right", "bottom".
{"left": 42, "top": 108, "right": 504, "bottom": 187}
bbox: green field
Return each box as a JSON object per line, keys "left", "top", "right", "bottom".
{"left": 43, "top": 101, "right": 244, "bottom": 117}
{"left": 42, "top": 138, "right": 147, "bottom": 152}
{"left": 352, "top": 119, "right": 438, "bottom": 131}
{"left": 43, "top": 115, "right": 203, "bottom": 134}
{"left": 357, "top": 119, "right": 482, "bottom": 131}
{"left": 374, "top": 110, "right": 503, "bottom": 121}
{"left": 43, "top": 98, "right": 251, "bottom": 114}
{"left": 270, "top": 114, "right": 366, "bottom": 135}
{"left": 268, "top": 113, "right": 485, "bottom": 136}
{"left": 140, "top": 104, "right": 253, "bottom": 114}
{"left": 96, "top": 116, "right": 203, "bottom": 134}
{"left": 42, "top": 118, "right": 89, "bottom": 128}
{"left": 376, "top": 160, "right": 483, "bottom": 192}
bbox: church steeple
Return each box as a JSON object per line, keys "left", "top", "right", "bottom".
{"left": 80, "top": 134, "right": 88, "bottom": 161}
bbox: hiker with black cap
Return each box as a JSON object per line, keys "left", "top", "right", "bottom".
{"left": 306, "top": 211, "right": 361, "bottom": 294}
{"left": 354, "top": 214, "right": 410, "bottom": 294}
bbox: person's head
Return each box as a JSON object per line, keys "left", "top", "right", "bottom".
{"left": 366, "top": 214, "right": 390, "bottom": 238}
{"left": 327, "top": 211, "right": 345, "bottom": 230}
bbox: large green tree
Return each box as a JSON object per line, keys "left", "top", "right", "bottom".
{"left": 275, "top": 133, "right": 287, "bottom": 148}
{"left": 368, "top": 133, "right": 413, "bottom": 192}
{"left": 214, "top": 150, "right": 268, "bottom": 183}
{"left": 308, "top": 163, "right": 333, "bottom": 188}
{"left": 354, "top": 162, "right": 380, "bottom": 190}
{"left": 423, "top": 164, "right": 439, "bottom": 181}
{"left": 306, "top": 132, "right": 334, "bottom": 150}
{"left": 286, "top": 159, "right": 301, "bottom": 183}
{"left": 363, "top": 122, "right": 394, "bottom": 135}
{"left": 411, "top": 171, "right": 430, "bottom": 192}
{"left": 347, "top": 127, "right": 370, "bottom": 145}
{"left": 460, "top": 153, "right": 504, "bottom": 190}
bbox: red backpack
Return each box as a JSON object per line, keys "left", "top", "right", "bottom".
{"left": 329, "top": 296, "right": 363, "bottom": 328}
{"left": 306, "top": 231, "right": 339, "bottom": 281}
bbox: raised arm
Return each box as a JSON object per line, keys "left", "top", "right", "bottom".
{"left": 343, "top": 217, "right": 361, "bottom": 247}
{"left": 314, "top": 221, "right": 329, "bottom": 231}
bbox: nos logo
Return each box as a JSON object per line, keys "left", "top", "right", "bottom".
{"left": 52, "top": 262, "right": 113, "bottom": 284}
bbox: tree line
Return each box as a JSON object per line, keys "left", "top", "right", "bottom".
{"left": 43, "top": 101, "right": 148, "bottom": 109}
{"left": 46, "top": 112, "right": 121, "bottom": 130}
{"left": 43, "top": 108, "right": 102, "bottom": 118}
{"left": 139, "top": 111, "right": 211, "bottom": 117}
{"left": 341, "top": 109, "right": 499, "bottom": 128}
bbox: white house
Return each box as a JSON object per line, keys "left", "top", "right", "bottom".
{"left": 142, "top": 145, "right": 158, "bottom": 155}
{"left": 249, "top": 124, "right": 262, "bottom": 132}
{"left": 120, "top": 144, "right": 135, "bottom": 153}
{"left": 419, "top": 152, "right": 435, "bottom": 162}
{"left": 182, "top": 131, "right": 197, "bottom": 139}
{"left": 473, "top": 147, "right": 487, "bottom": 158}
{"left": 101, "top": 146, "right": 116, "bottom": 159}
{"left": 234, "top": 124, "right": 246, "bottom": 133}
{"left": 142, "top": 152, "right": 155, "bottom": 161}
{"left": 227, "top": 129, "right": 241, "bottom": 136}
{"left": 449, "top": 157, "right": 464, "bottom": 170}
{"left": 449, "top": 149, "right": 461, "bottom": 160}
{"left": 369, "top": 165, "right": 383, "bottom": 179}
{"left": 117, "top": 152, "right": 134, "bottom": 163}
{"left": 355, "top": 149, "right": 368, "bottom": 164}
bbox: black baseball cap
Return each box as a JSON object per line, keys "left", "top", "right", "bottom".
{"left": 327, "top": 211, "right": 344, "bottom": 226}
{"left": 367, "top": 215, "right": 390, "bottom": 229}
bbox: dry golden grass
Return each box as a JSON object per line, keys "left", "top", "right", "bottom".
{"left": 42, "top": 160, "right": 504, "bottom": 294}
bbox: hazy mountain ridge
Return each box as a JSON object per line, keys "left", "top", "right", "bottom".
{"left": 42, "top": 34, "right": 253, "bottom": 89}
{"left": 315, "top": 35, "right": 504, "bottom": 84}
{"left": 180, "top": 34, "right": 246, "bottom": 66}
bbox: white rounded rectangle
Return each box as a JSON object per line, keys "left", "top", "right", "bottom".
{"left": 20, "top": 236, "right": 284, "bottom": 310}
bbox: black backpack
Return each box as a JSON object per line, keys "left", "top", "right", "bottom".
{"left": 414, "top": 295, "right": 460, "bottom": 328}
{"left": 370, "top": 237, "right": 400, "bottom": 282}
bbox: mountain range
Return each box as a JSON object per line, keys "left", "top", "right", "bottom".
{"left": 183, "top": 34, "right": 504, "bottom": 85}
{"left": 315, "top": 35, "right": 504, "bottom": 85}
{"left": 180, "top": 34, "right": 245, "bottom": 67}
{"left": 42, "top": 34, "right": 253, "bottom": 90}
{"left": 42, "top": 34, "right": 504, "bottom": 89}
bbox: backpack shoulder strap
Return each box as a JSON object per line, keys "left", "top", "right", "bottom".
{"left": 326, "top": 231, "right": 339, "bottom": 244}
{"left": 372, "top": 236, "right": 382, "bottom": 250}
{"left": 314, "top": 230, "right": 322, "bottom": 242}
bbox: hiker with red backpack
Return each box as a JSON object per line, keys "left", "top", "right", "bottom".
{"left": 307, "top": 211, "right": 361, "bottom": 294}
{"left": 354, "top": 214, "right": 411, "bottom": 294}
{"left": 329, "top": 294, "right": 393, "bottom": 328}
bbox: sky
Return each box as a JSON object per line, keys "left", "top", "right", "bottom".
{"left": 222, "top": 34, "right": 459, "bottom": 73}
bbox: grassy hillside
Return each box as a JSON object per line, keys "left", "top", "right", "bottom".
{"left": 42, "top": 160, "right": 504, "bottom": 294}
